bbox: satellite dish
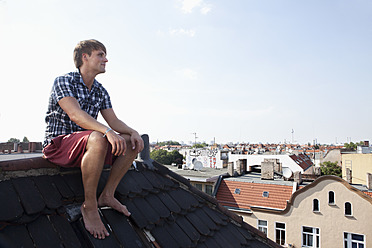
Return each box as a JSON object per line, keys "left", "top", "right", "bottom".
{"left": 283, "top": 168, "right": 293, "bottom": 179}
{"left": 194, "top": 161, "right": 203, "bottom": 171}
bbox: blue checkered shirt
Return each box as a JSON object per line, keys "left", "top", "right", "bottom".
{"left": 44, "top": 71, "right": 112, "bottom": 147}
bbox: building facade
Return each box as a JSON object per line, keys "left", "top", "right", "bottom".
{"left": 217, "top": 175, "right": 372, "bottom": 247}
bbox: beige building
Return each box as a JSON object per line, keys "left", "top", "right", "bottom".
{"left": 217, "top": 175, "right": 372, "bottom": 247}
{"left": 342, "top": 152, "right": 372, "bottom": 185}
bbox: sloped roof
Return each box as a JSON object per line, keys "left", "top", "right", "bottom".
{"left": 216, "top": 179, "right": 293, "bottom": 211}
{"left": 289, "top": 154, "right": 313, "bottom": 171}
{"left": 0, "top": 155, "right": 279, "bottom": 248}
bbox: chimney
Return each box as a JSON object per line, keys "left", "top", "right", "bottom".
{"left": 314, "top": 166, "right": 321, "bottom": 176}
{"left": 294, "top": 171, "right": 302, "bottom": 185}
{"left": 367, "top": 173, "right": 372, "bottom": 189}
{"left": 346, "top": 168, "right": 352, "bottom": 184}
{"left": 236, "top": 159, "right": 247, "bottom": 176}
{"left": 137, "top": 134, "right": 154, "bottom": 170}
{"left": 261, "top": 161, "right": 274, "bottom": 180}
{"left": 228, "top": 162, "right": 234, "bottom": 176}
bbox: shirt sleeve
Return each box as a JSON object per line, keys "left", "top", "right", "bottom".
{"left": 52, "top": 75, "right": 75, "bottom": 102}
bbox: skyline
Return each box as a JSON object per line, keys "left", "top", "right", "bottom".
{"left": 0, "top": 0, "right": 371, "bottom": 145}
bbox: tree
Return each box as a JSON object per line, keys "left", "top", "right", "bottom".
{"left": 150, "top": 149, "right": 183, "bottom": 165}
{"left": 320, "top": 161, "right": 342, "bottom": 177}
{"left": 22, "top": 136, "right": 29, "bottom": 143}
{"left": 8, "top": 138, "right": 20, "bottom": 143}
{"left": 344, "top": 141, "right": 364, "bottom": 150}
{"left": 192, "top": 143, "right": 208, "bottom": 148}
{"left": 157, "top": 141, "right": 181, "bottom": 146}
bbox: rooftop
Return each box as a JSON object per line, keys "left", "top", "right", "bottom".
{"left": 0, "top": 136, "right": 279, "bottom": 248}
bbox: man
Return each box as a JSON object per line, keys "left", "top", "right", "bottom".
{"left": 43, "top": 39, "right": 144, "bottom": 239}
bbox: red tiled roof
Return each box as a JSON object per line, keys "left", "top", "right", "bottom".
{"left": 216, "top": 180, "right": 293, "bottom": 210}
{"left": 289, "top": 154, "right": 313, "bottom": 171}
{"left": 364, "top": 191, "right": 372, "bottom": 198}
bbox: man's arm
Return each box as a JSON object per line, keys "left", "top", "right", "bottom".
{"left": 101, "top": 108, "right": 144, "bottom": 154}
{"left": 58, "top": 97, "right": 128, "bottom": 156}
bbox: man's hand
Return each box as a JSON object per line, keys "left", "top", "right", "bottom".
{"left": 106, "top": 131, "right": 127, "bottom": 156}
{"left": 130, "top": 132, "right": 144, "bottom": 154}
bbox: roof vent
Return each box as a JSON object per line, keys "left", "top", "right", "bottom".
{"left": 262, "top": 191, "right": 269, "bottom": 197}
{"left": 234, "top": 188, "right": 241, "bottom": 194}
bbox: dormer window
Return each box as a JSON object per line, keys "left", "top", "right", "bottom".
{"left": 328, "top": 191, "right": 335, "bottom": 205}
{"left": 313, "top": 199, "right": 319, "bottom": 212}
{"left": 262, "top": 191, "right": 269, "bottom": 198}
{"left": 345, "top": 202, "right": 352, "bottom": 216}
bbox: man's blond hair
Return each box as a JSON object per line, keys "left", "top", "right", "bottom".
{"left": 73, "top": 39, "right": 107, "bottom": 69}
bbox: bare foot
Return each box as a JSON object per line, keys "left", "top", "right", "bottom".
{"left": 98, "top": 195, "right": 131, "bottom": 216}
{"left": 81, "top": 203, "right": 110, "bottom": 239}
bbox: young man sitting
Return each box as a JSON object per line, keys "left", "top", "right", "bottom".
{"left": 43, "top": 39, "right": 144, "bottom": 239}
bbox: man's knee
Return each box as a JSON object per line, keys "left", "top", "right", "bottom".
{"left": 87, "top": 131, "right": 108, "bottom": 153}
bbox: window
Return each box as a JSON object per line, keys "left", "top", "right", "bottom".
{"left": 344, "top": 232, "right": 365, "bottom": 248}
{"left": 345, "top": 202, "right": 352, "bottom": 216}
{"left": 302, "top": 226, "right": 320, "bottom": 248}
{"left": 328, "top": 191, "right": 335, "bottom": 205}
{"left": 234, "top": 188, "right": 241, "bottom": 194}
{"left": 262, "top": 191, "right": 269, "bottom": 197}
{"left": 275, "top": 222, "right": 286, "bottom": 246}
{"left": 257, "top": 220, "right": 268, "bottom": 235}
{"left": 205, "top": 185, "right": 213, "bottom": 195}
{"left": 313, "top": 199, "right": 319, "bottom": 212}
{"left": 195, "top": 183, "right": 202, "bottom": 191}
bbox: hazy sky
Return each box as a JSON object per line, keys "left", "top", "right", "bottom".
{"left": 0, "top": 0, "right": 371, "bottom": 145}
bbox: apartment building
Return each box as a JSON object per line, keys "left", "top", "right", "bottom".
{"left": 216, "top": 173, "right": 372, "bottom": 247}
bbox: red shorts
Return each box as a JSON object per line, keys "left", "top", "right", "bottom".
{"left": 42, "top": 131, "right": 115, "bottom": 168}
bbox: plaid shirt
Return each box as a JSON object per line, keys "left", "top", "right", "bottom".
{"left": 44, "top": 71, "right": 112, "bottom": 147}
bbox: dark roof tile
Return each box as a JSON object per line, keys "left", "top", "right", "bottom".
{"left": 186, "top": 211, "right": 211, "bottom": 236}
{"left": 169, "top": 188, "right": 199, "bottom": 211}
{"left": 119, "top": 197, "right": 148, "bottom": 229}
{"left": 61, "top": 173, "right": 84, "bottom": 201}
{"left": 157, "top": 191, "right": 182, "bottom": 214}
{"left": 0, "top": 180, "right": 23, "bottom": 222}
{"left": 75, "top": 213, "right": 122, "bottom": 248}
{"left": 27, "top": 215, "right": 63, "bottom": 248}
{"left": 0, "top": 224, "right": 34, "bottom": 248}
{"left": 144, "top": 193, "right": 171, "bottom": 219}
{"left": 33, "top": 175, "right": 63, "bottom": 210}
{"left": 49, "top": 214, "right": 81, "bottom": 248}
{"left": 51, "top": 175, "right": 75, "bottom": 202}
{"left": 11, "top": 177, "right": 45, "bottom": 215}
{"left": 151, "top": 225, "right": 180, "bottom": 248}
{"left": 175, "top": 215, "right": 201, "bottom": 242}
{"left": 131, "top": 197, "right": 161, "bottom": 227}
{"left": 164, "top": 221, "right": 194, "bottom": 247}
{"left": 101, "top": 209, "right": 146, "bottom": 248}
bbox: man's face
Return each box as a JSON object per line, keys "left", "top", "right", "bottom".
{"left": 83, "top": 49, "right": 108, "bottom": 74}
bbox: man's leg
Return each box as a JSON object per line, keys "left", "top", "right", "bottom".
{"left": 98, "top": 134, "right": 138, "bottom": 216}
{"left": 80, "top": 131, "right": 110, "bottom": 239}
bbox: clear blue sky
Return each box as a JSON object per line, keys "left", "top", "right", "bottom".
{"left": 0, "top": 0, "right": 371, "bottom": 145}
